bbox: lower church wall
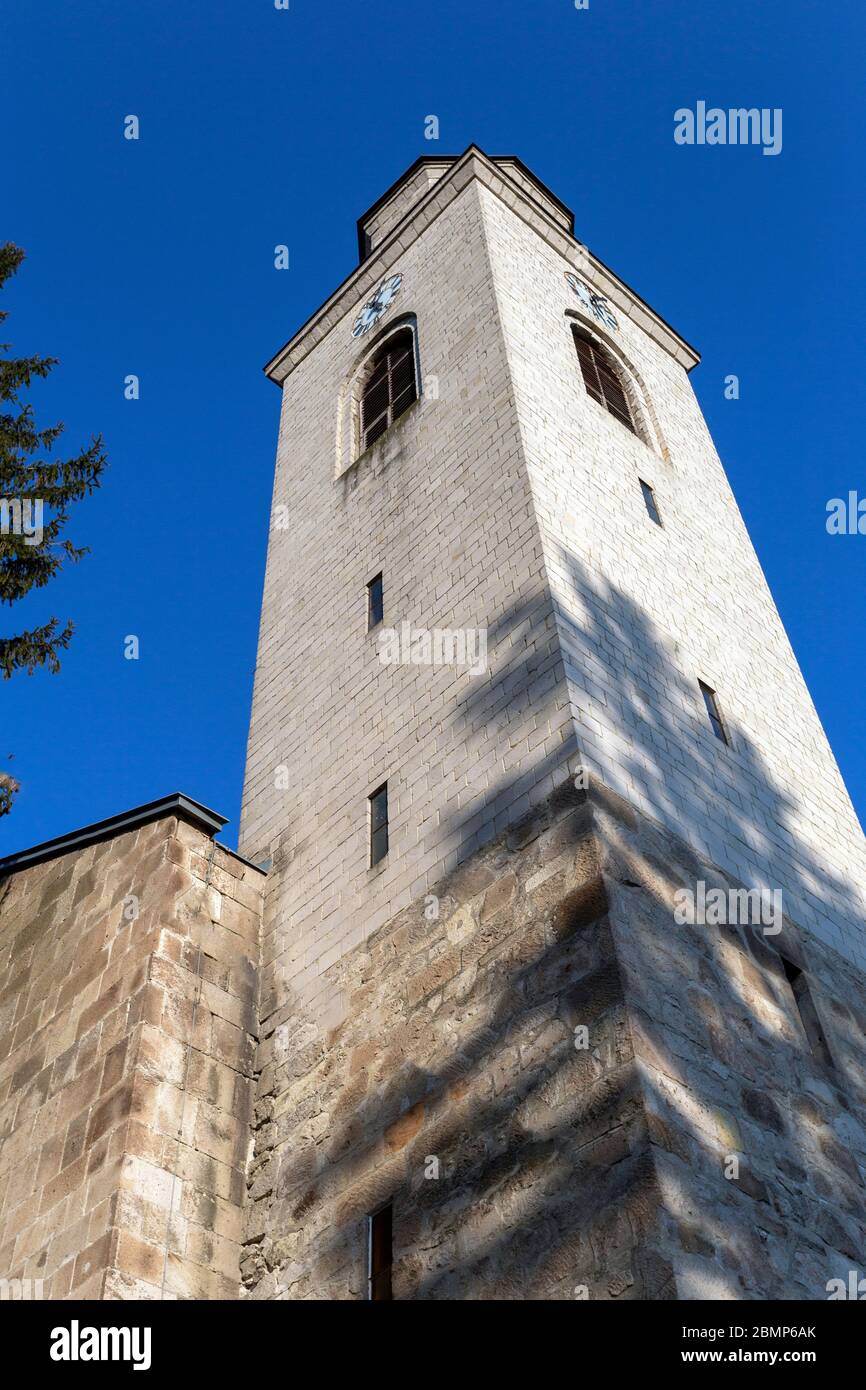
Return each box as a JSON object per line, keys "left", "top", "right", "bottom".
{"left": 3, "top": 779, "right": 865, "bottom": 1300}
{"left": 243, "top": 780, "right": 673, "bottom": 1300}
{"left": 598, "top": 788, "right": 866, "bottom": 1299}
{"left": 0, "top": 812, "right": 262, "bottom": 1299}
{"left": 245, "top": 778, "right": 866, "bottom": 1301}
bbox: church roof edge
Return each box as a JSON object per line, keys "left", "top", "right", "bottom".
{"left": 0, "top": 792, "right": 264, "bottom": 876}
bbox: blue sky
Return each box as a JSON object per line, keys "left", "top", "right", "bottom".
{"left": 3, "top": 0, "right": 864, "bottom": 854}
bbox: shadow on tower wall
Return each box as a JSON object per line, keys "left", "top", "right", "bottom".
{"left": 245, "top": 547, "right": 866, "bottom": 1301}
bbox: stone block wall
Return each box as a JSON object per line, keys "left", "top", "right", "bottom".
{"left": 360, "top": 161, "right": 450, "bottom": 254}
{"left": 242, "top": 779, "right": 672, "bottom": 1300}
{"left": 4, "top": 774, "right": 861, "bottom": 1300}
{"left": 595, "top": 784, "right": 866, "bottom": 1299}
{"left": 0, "top": 810, "right": 263, "bottom": 1299}
{"left": 243, "top": 776, "right": 866, "bottom": 1300}
{"left": 479, "top": 177, "right": 866, "bottom": 970}
{"left": 243, "top": 140, "right": 866, "bottom": 1136}
{"left": 242, "top": 169, "right": 573, "bottom": 1031}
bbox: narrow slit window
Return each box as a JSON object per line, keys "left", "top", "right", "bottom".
{"left": 639, "top": 479, "right": 662, "bottom": 527}
{"left": 368, "top": 1203, "right": 393, "bottom": 1301}
{"left": 699, "top": 680, "right": 729, "bottom": 746}
{"left": 369, "top": 783, "right": 389, "bottom": 866}
{"left": 782, "top": 958, "right": 834, "bottom": 1068}
{"left": 367, "top": 572, "right": 383, "bottom": 631}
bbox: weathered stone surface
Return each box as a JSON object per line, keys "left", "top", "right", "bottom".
{"left": 239, "top": 786, "right": 669, "bottom": 1300}
{"left": 0, "top": 811, "right": 262, "bottom": 1299}
{"left": 3, "top": 780, "right": 866, "bottom": 1304}
{"left": 239, "top": 782, "right": 866, "bottom": 1301}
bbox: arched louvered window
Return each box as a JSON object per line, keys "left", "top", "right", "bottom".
{"left": 359, "top": 328, "right": 417, "bottom": 452}
{"left": 573, "top": 329, "right": 637, "bottom": 435}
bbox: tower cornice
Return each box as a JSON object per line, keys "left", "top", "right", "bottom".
{"left": 263, "top": 145, "right": 700, "bottom": 386}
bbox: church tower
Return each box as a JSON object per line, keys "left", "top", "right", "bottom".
{"left": 239, "top": 147, "right": 866, "bottom": 1300}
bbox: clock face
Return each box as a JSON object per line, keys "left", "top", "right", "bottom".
{"left": 351, "top": 274, "right": 403, "bottom": 338}
{"left": 564, "top": 272, "right": 618, "bottom": 330}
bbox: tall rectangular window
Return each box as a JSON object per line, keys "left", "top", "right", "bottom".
{"left": 368, "top": 1203, "right": 393, "bottom": 1301}
{"left": 639, "top": 478, "right": 662, "bottom": 527}
{"left": 782, "top": 958, "right": 834, "bottom": 1069}
{"left": 369, "top": 783, "right": 389, "bottom": 866}
{"left": 699, "top": 680, "right": 729, "bottom": 745}
{"left": 367, "top": 572, "right": 384, "bottom": 631}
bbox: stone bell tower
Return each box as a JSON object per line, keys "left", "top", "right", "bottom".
{"left": 239, "top": 146, "right": 866, "bottom": 1300}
